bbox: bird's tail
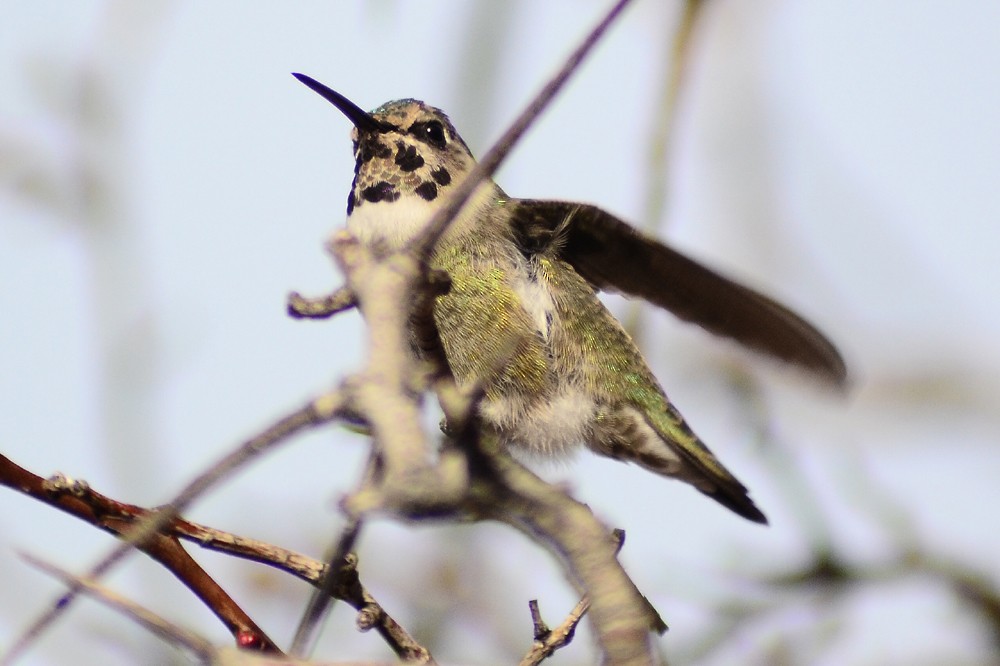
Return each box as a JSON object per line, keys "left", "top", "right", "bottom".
{"left": 590, "top": 404, "right": 768, "bottom": 524}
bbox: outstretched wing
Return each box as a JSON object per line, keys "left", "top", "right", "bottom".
{"left": 509, "top": 199, "right": 847, "bottom": 386}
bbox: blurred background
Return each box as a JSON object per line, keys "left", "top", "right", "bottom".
{"left": 2, "top": 1, "right": 999, "bottom": 664}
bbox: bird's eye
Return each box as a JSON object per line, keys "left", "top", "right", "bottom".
{"left": 413, "top": 121, "right": 446, "bottom": 149}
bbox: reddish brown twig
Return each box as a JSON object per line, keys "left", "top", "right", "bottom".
{"left": 0, "top": 454, "right": 278, "bottom": 653}
{"left": 0, "top": 452, "right": 431, "bottom": 662}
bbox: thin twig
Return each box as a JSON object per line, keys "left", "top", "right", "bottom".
{"left": 20, "top": 554, "right": 217, "bottom": 663}
{"left": 519, "top": 529, "right": 648, "bottom": 665}
{"left": 287, "top": 286, "right": 357, "bottom": 319}
{"left": 290, "top": 519, "right": 364, "bottom": 657}
{"left": 520, "top": 596, "right": 590, "bottom": 666}
{"left": 412, "top": 0, "right": 635, "bottom": 261}
{"left": 20, "top": 553, "right": 402, "bottom": 666}
{"left": 461, "top": 433, "right": 664, "bottom": 664}
{"left": 0, "top": 457, "right": 280, "bottom": 655}
{"left": 2, "top": 392, "right": 346, "bottom": 665}
{"left": 290, "top": 453, "right": 385, "bottom": 659}
{"left": 0, "top": 450, "right": 430, "bottom": 662}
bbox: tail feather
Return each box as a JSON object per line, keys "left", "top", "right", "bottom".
{"left": 590, "top": 404, "right": 768, "bottom": 524}
{"left": 698, "top": 483, "right": 768, "bottom": 524}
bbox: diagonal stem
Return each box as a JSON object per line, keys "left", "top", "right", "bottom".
{"left": 412, "top": 0, "right": 636, "bottom": 261}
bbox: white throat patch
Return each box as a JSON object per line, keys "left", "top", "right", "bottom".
{"left": 347, "top": 196, "right": 439, "bottom": 252}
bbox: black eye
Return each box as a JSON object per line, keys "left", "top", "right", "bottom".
{"left": 413, "top": 121, "right": 446, "bottom": 149}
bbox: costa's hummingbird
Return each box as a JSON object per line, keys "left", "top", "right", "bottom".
{"left": 293, "top": 73, "right": 846, "bottom": 524}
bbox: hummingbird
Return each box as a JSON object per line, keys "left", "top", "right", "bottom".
{"left": 292, "top": 73, "right": 846, "bottom": 524}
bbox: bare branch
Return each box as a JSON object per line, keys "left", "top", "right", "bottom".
{"left": 462, "top": 437, "right": 666, "bottom": 664}
{"left": 290, "top": 518, "right": 365, "bottom": 657}
{"left": 0, "top": 458, "right": 281, "bottom": 656}
{"left": 327, "top": 219, "right": 660, "bottom": 661}
{"left": 20, "top": 553, "right": 413, "bottom": 666}
{"left": 520, "top": 596, "right": 588, "bottom": 666}
{"left": 289, "top": 453, "right": 437, "bottom": 664}
{"left": 2, "top": 391, "right": 346, "bottom": 664}
{"left": 1, "top": 451, "right": 432, "bottom": 662}
{"left": 287, "top": 286, "right": 357, "bottom": 319}
{"left": 412, "top": 0, "right": 635, "bottom": 261}
{"left": 521, "top": 529, "right": 633, "bottom": 664}
{"left": 21, "top": 553, "right": 218, "bottom": 662}
{"left": 330, "top": 232, "right": 469, "bottom": 517}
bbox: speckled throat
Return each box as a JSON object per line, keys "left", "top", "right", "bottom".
{"left": 346, "top": 106, "right": 458, "bottom": 217}
{"left": 291, "top": 73, "right": 479, "bottom": 228}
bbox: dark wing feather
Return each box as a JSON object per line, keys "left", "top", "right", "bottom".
{"left": 509, "top": 199, "right": 847, "bottom": 387}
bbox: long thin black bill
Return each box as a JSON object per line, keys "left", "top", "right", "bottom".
{"left": 292, "top": 73, "right": 383, "bottom": 133}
